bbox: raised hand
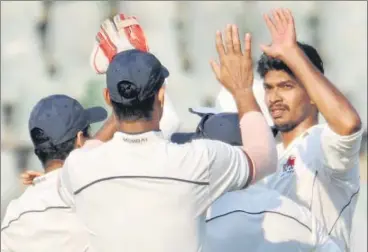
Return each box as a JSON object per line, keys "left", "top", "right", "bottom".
{"left": 260, "top": 8, "right": 297, "bottom": 59}
{"left": 210, "top": 24, "right": 254, "bottom": 96}
{"left": 91, "top": 14, "right": 149, "bottom": 74}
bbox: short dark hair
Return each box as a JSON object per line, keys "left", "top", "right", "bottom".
{"left": 110, "top": 80, "right": 162, "bottom": 121}
{"left": 31, "top": 126, "right": 90, "bottom": 167}
{"left": 257, "top": 42, "right": 324, "bottom": 78}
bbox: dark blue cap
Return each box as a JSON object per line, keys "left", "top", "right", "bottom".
{"left": 29, "top": 94, "right": 107, "bottom": 148}
{"left": 106, "top": 49, "right": 169, "bottom": 105}
{"left": 171, "top": 108, "right": 278, "bottom": 145}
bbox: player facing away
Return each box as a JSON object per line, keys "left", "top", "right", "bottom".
{"left": 57, "top": 25, "right": 277, "bottom": 252}
{"left": 0, "top": 95, "right": 115, "bottom": 252}
{"left": 172, "top": 110, "right": 342, "bottom": 252}
{"left": 255, "top": 8, "right": 363, "bottom": 251}
{"left": 90, "top": 14, "right": 181, "bottom": 139}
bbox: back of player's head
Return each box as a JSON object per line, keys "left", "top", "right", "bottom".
{"left": 106, "top": 49, "right": 169, "bottom": 121}
{"left": 29, "top": 94, "right": 107, "bottom": 167}
{"left": 171, "top": 108, "right": 278, "bottom": 145}
{"left": 257, "top": 42, "right": 324, "bottom": 78}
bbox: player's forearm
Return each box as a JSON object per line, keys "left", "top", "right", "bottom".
{"left": 93, "top": 114, "right": 117, "bottom": 142}
{"left": 282, "top": 47, "right": 361, "bottom": 135}
{"left": 234, "top": 90, "right": 278, "bottom": 182}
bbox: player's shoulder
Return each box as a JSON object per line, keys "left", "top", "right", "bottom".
{"left": 1, "top": 181, "right": 67, "bottom": 230}
{"left": 66, "top": 139, "right": 111, "bottom": 166}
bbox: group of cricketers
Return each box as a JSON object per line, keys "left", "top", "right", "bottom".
{"left": 1, "top": 7, "right": 363, "bottom": 252}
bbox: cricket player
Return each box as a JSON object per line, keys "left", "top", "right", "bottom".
{"left": 172, "top": 110, "right": 341, "bottom": 252}
{"left": 57, "top": 24, "right": 277, "bottom": 252}
{"left": 216, "top": 9, "right": 363, "bottom": 251}
{"left": 91, "top": 14, "right": 181, "bottom": 138}
{"left": 1, "top": 94, "right": 113, "bottom": 252}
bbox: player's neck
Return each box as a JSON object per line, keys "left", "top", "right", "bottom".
{"left": 44, "top": 160, "right": 64, "bottom": 173}
{"left": 280, "top": 116, "right": 318, "bottom": 148}
{"left": 117, "top": 120, "right": 160, "bottom": 134}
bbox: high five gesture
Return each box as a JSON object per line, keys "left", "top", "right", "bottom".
{"left": 260, "top": 8, "right": 297, "bottom": 59}
{"left": 211, "top": 24, "right": 261, "bottom": 117}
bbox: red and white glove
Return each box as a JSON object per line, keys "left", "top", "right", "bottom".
{"left": 90, "top": 13, "right": 182, "bottom": 138}
{"left": 90, "top": 14, "right": 149, "bottom": 74}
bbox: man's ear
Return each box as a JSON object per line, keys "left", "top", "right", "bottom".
{"left": 75, "top": 131, "right": 87, "bottom": 148}
{"left": 158, "top": 85, "right": 165, "bottom": 109}
{"left": 103, "top": 88, "right": 112, "bottom": 107}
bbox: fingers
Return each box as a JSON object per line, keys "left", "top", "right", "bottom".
{"left": 275, "top": 9, "right": 287, "bottom": 30}
{"left": 266, "top": 8, "right": 294, "bottom": 31}
{"left": 263, "top": 13, "right": 278, "bottom": 35}
{"left": 243, "top": 33, "right": 252, "bottom": 59}
{"left": 20, "top": 171, "right": 43, "bottom": 185}
{"left": 215, "top": 31, "right": 226, "bottom": 60}
{"left": 27, "top": 171, "right": 43, "bottom": 176}
{"left": 232, "top": 25, "right": 242, "bottom": 55}
{"left": 225, "top": 24, "right": 234, "bottom": 54}
{"left": 210, "top": 59, "right": 221, "bottom": 80}
{"left": 284, "top": 8, "right": 295, "bottom": 26}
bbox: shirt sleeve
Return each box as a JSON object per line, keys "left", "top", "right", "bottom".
{"left": 320, "top": 125, "right": 363, "bottom": 177}
{"left": 57, "top": 139, "right": 103, "bottom": 207}
{"left": 203, "top": 140, "right": 250, "bottom": 202}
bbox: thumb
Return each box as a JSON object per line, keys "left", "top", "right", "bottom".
{"left": 210, "top": 60, "right": 221, "bottom": 80}
{"left": 260, "top": 44, "right": 273, "bottom": 55}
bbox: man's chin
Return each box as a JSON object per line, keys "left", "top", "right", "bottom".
{"left": 273, "top": 122, "right": 298, "bottom": 133}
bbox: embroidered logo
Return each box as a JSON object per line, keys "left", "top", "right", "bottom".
{"left": 281, "top": 155, "right": 296, "bottom": 176}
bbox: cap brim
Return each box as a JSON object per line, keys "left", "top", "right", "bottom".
{"left": 171, "top": 132, "right": 196, "bottom": 144}
{"left": 189, "top": 107, "right": 220, "bottom": 117}
{"left": 161, "top": 66, "right": 170, "bottom": 78}
{"left": 85, "top": 106, "right": 108, "bottom": 124}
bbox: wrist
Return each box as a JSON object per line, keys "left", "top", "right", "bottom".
{"left": 279, "top": 45, "right": 304, "bottom": 63}
{"left": 232, "top": 88, "right": 254, "bottom": 99}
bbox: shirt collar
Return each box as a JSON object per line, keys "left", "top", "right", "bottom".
{"left": 278, "top": 125, "right": 319, "bottom": 158}
{"left": 113, "top": 130, "right": 164, "bottom": 144}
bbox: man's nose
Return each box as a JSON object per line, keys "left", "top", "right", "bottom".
{"left": 267, "top": 89, "right": 283, "bottom": 104}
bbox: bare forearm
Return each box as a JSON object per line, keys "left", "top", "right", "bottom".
{"left": 93, "top": 114, "right": 117, "bottom": 142}
{"left": 282, "top": 47, "right": 361, "bottom": 135}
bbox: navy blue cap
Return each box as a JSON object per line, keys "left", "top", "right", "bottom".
{"left": 29, "top": 94, "right": 107, "bottom": 148}
{"left": 171, "top": 108, "right": 278, "bottom": 145}
{"left": 106, "top": 49, "right": 169, "bottom": 105}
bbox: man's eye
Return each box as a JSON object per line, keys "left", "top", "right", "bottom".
{"left": 282, "top": 84, "right": 293, "bottom": 89}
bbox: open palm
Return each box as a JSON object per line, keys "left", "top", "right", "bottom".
{"left": 261, "top": 8, "right": 297, "bottom": 59}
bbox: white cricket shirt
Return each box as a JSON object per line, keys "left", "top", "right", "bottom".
{"left": 1, "top": 169, "right": 89, "bottom": 252}
{"left": 58, "top": 131, "right": 251, "bottom": 252}
{"left": 215, "top": 89, "right": 363, "bottom": 251}
{"left": 205, "top": 185, "right": 342, "bottom": 252}
{"left": 261, "top": 124, "right": 363, "bottom": 251}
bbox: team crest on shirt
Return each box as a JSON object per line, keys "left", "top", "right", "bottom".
{"left": 281, "top": 155, "right": 296, "bottom": 176}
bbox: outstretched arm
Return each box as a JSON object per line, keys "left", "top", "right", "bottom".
{"left": 261, "top": 8, "right": 361, "bottom": 136}
{"left": 211, "top": 25, "right": 277, "bottom": 183}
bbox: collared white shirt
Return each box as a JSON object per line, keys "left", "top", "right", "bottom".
{"left": 205, "top": 185, "right": 341, "bottom": 252}
{"left": 215, "top": 89, "right": 363, "bottom": 251}
{"left": 58, "top": 131, "right": 250, "bottom": 252}
{"left": 261, "top": 124, "right": 363, "bottom": 251}
{"left": 1, "top": 169, "right": 89, "bottom": 252}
